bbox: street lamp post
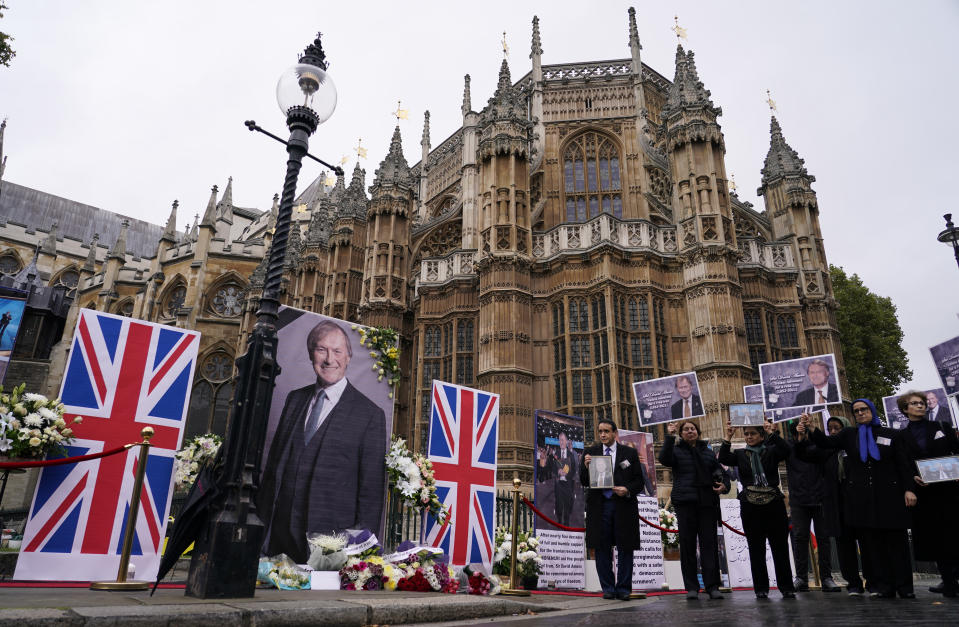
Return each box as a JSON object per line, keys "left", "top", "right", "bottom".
{"left": 937, "top": 213, "right": 959, "bottom": 272}
{"left": 185, "top": 34, "right": 337, "bottom": 598}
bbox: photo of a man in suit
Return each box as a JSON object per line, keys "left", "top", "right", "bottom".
{"left": 926, "top": 391, "right": 953, "bottom": 424}
{"left": 258, "top": 319, "right": 387, "bottom": 563}
{"left": 671, "top": 375, "right": 704, "bottom": 419}
{"left": 547, "top": 431, "right": 577, "bottom": 526}
{"left": 580, "top": 419, "right": 647, "bottom": 600}
{"left": 793, "top": 359, "right": 840, "bottom": 405}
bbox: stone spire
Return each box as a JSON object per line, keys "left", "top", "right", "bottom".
{"left": 628, "top": 7, "right": 642, "bottom": 74}
{"left": 530, "top": 15, "right": 543, "bottom": 59}
{"left": 189, "top": 214, "right": 199, "bottom": 242}
{"left": 305, "top": 196, "right": 331, "bottom": 248}
{"left": 480, "top": 59, "right": 528, "bottom": 125}
{"left": 372, "top": 126, "right": 412, "bottom": 190}
{"left": 0, "top": 118, "right": 6, "bottom": 181}
{"left": 341, "top": 162, "right": 370, "bottom": 218}
{"left": 108, "top": 219, "right": 129, "bottom": 261}
{"left": 11, "top": 247, "right": 44, "bottom": 292}
{"left": 268, "top": 194, "right": 279, "bottom": 231}
{"left": 462, "top": 74, "right": 472, "bottom": 116}
{"left": 760, "top": 116, "right": 813, "bottom": 187}
{"left": 161, "top": 200, "right": 179, "bottom": 242}
{"left": 41, "top": 221, "right": 59, "bottom": 255}
{"left": 664, "top": 46, "right": 718, "bottom": 115}
{"left": 284, "top": 220, "right": 302, "bottom": 271}
{"left": 218, "top": 177, "right": 235, "bottom": 223}
{"left": 421, "top": 110, "right": 431, "bottom": 149}
{"left": 82, "top": 233, "right": 100, "bottom": 272}
{"left": 200, "top": 185, "right": 219, "bottom": 228}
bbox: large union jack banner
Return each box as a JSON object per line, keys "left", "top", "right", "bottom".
{"left": 424, "top": 380, "right": 499, "bottom": 568}
{"left": 14, "top": 310, "right": 199, "bottom": 581}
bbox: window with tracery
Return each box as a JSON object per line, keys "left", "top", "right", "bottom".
{"left": 162, "top": 285, "right": 187, "bottom": 319}
{"left": 211, "top": 283, "right": 243, "bottom": 318}
{"left": 563, "top": 132, "right": 623, "bottom": 222}
{"left": 0, "top": 254, "right": 21, "bottom": 276}
{"left": 53, "top": 269, "right": 80, "bottom": 290}
{"left": 116, "top": 300, "right": 134, "bottom": 317}
{"left": 185, "top": 351, "right": 235, "bottom": 439}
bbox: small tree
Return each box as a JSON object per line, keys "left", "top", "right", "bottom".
{"left": 830, "top": 265, "right": 912, "bottom": 402}
{"left": 0, "top": 2, "right": 15, "bottom": 68}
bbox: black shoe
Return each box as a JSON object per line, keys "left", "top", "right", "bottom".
{"left": 877, "top": 592, "right": 895, "bottom": 599}
{"left": 686, "top": 590, "right": 699, "bottom": 600}
{"left": 782, "top": 591, "right": 796, "bottom": 599}
{"left": 617, "top": 592, "right": 631, "bottom": 601}
{"left": 708, "top": 589, "right": 724, "bottom": 600}
{"left": 821, "top": 577, "right": 841, "bottom": 592}
{"left": 792, "top": 578, "right": 809, "bottom": 592}
{"left": 755, "top": 592, "right": 768, "bottom": 599}
{"left": 899, "top": 592, "right": 916, "bottom": 599}
{"left": 602, "top": 592, "right": 615, "bottom": 599}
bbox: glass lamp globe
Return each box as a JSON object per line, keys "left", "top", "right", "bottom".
{"left": 276, "top": 63, "right": 337, "bottom": 123}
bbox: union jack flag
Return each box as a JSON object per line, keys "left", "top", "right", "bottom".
{"left": 424, "top": 380, "right": 499, "bottom": 568}
{"left": 14, "top": 310, "right": 199, "bottom": 581}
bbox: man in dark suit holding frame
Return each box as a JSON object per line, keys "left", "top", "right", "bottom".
{"left": 258, "top": 320, "right": 386, "bottom": 563}
{"left": 581, "top": 419, "right": 647, "bottom": 600}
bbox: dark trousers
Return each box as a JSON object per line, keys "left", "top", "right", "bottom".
{"left": 857, "top": 527, "right": 912, "bottom": 596}
{"left": 789, "top": 504, "right": 832, "bottom": 580}
{"left": 740, "top": 499, "right": 795, "bottom": 595}
{"left": 675, "top": 502, "right": 721, "bottom": 592}
{"left": 936, "top": 559, "right": 959, "bottom": 592}
{"left": 595, "top": 498, "right": 633, "bottom": 595}
{"left": 555, "top": 480, "right": 573, "bottom": 526}
{"left": 835, "top": 524, "right": 863, "bottom": 592}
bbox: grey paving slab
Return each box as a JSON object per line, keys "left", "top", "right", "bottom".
{"left": 0, "top": 608, "right": 78, "bottom": 627}
{"left": 222, "top": 599, "right": 367, "bottom": 626}
{"left": 70, "top": 603, "right": 242, "bottom": 626}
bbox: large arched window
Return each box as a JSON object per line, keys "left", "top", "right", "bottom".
{"left": 0, "top": 252, "right": 22, "bottom": 276}
{"left": 185, "top": 350, "right": 235, "bottom": 439}
{"left": 563, "top": 132, "right": 622, "bottom": 222}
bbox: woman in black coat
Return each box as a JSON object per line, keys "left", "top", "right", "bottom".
{"left": 659, "top": 420, "right": 730, "bottom": 600}
{"left": 718, "top": 419, "right": 795, "bottom": 599}
{"left": 802, "top": 398, "right": 917, "bottom": 598}
{"left": 895, "top": 390, "right": 959, "bottom": 597}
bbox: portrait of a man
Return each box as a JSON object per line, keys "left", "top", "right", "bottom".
{"left": 590, "top": 455, "right": 614, "bottom": 488}
{"left": 926, "top": 390, "right": 953, "bottom": 424}
{"left": 258, "top": 316, "right": 388, "bottom": 563}
{"left": 671, "top": 375, "right": 704, "bottom": 419}
{"left": 793, "top": 359, "right": 840, "bottom": 405}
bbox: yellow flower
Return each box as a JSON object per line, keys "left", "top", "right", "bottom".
{"left": 29, "top": 437, "right": 42, "bottom": 447}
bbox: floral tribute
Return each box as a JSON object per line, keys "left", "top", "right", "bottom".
{"left": 352, "top": 325, "right": 400, "bottom": 397}
{"left": 385, "top": 436, "right": 449, "bottom": 525}
{"left": 492, "top": 527, "right": 544, "bottom": 578}
{"left": 659, "top": 507, "right": 679, "bottom": 548}
{"left": 340, "top": 555, "right": 388, "bottom": 591}
{"left": 391, "top": 557, "right": 458, "bottom": 593}
{"left": 306, "top": 532, "right": 348, "bottom": 571}
{"left": 463, "top": 565, "right": 501, "bottom": 595}
{"left": 173, "top": 433, "right": 222, "bottom": 491}
{"left": 0, "top": 384, "right": 77, "bottom": 459}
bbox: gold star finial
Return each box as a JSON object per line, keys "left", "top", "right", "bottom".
{"left": 672, "top": 16, "right": 688, "bottom": 42}
{"left": 729, "top": 174, "right": 738, "bottom": 193}
{"left": 339, "top": 155, "right": 349, "bottom": 166}
{"left": 766, "top": 89, "right": 777, "bottom": 112}
{"left": 355, "top": 138, "right": 368, "bottom": 159}
{"left": 324, "top": 172, "right": 336, "bottom": 187}
{"left": 393, "top": 100, "right": 409, "bottom": 121}
{"left": 502, "top": 31, "right": 509, "bottom": 59}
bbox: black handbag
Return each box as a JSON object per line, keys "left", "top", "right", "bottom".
{"left": 743, "top": 485, "right": 779, "bottom": 505}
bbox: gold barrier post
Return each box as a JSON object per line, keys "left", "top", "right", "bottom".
{"left": 91, "top": 427, "right": 154, "bottom": 591}
{"left": 500, "top": 475, "right": 530, "bottom": 597}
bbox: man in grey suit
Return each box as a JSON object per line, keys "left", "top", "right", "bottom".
{"left": 258, "top": 320, "right": 386, "bottom": 563}
{"left": 926, "top": 391, "right": 953, "bottom": 425}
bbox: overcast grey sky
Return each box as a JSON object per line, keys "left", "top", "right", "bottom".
{"left": 1, "top": 1, "right": 958, "bottom": 394}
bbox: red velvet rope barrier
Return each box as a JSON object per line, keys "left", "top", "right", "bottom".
{"left": 521, "top": 495, "right": 748, "bottom": 537}
{"left": 0, "top": 444, "right": 134, "bottom": 469}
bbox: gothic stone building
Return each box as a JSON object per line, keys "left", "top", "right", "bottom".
{"left": 0, "top": 9, "right": 844, "bottom": 499}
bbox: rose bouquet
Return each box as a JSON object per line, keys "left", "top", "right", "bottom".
{"left": 0, "top": 384, "right": 77, "bottom": 459}
{"left": 659, "top": 507, "right": 679, "bottom": 548}
{"left": 385, "top": 436, "right": 449, "bottom": 524}
{"left": 173, "top": 433, "right": 222, "bottom": 491}
{"left": 392, "top": 558, "right": 458, "bottom": 593}
{"left": 461, "top": 564, "right": 501, "bottom": 595}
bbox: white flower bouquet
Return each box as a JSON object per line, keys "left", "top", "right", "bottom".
{"left": 173, "top": 433, "right": 222, "bottom": 491}
{"left": 492, "top": 527, "right": 543, "bottom": 578}
{"left": 0, "top": 383, "right": 77, "bottom": 459}
{"left": 659, "top": 507, "right": 679, "bottom": 548}
{"left": 385, "top": 436, "right": 448, "bottom": 524}
{"left": 307, "top": 532, "right": 348, "bottom": 571}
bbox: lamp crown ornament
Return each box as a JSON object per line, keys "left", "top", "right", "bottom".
{"left": 299, "top": 32, "right": 328, "bottom": 71}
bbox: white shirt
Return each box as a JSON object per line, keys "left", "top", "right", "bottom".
{"left": 813, "top": 385, "right": 829, "bottom": 402}
{"left": 304, "top": 376, "right": 348, "bottom": 430}
{"left": 602, "top": 442, "right": 617, "bottom": 460}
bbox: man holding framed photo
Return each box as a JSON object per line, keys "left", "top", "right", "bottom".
{"left": 580, "top": 419, "right": 646, "bottom": 601}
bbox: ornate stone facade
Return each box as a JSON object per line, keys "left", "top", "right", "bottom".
{"left": 0, "top": 9, "right": 845, "bottom": 500}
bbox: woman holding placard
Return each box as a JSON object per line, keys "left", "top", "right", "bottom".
{"left": 659, "top": 420, "right": 730, "bottom": 600}
{"left": 801, "top": 398, "right": 916, "bottom": 599}
{"left": 719, "top": 419, "right": 795, "bottom": 599}
{"left": 895, "top": 390, "right": 959, "bottom": 598}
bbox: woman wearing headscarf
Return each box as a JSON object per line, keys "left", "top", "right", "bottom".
{"left": 719, "top": 419, "right": 795, "bottom": 599}
{"left": 659, "top": 420, "right": 731, "bottom": 600}
{"left": 895, "top": 390, "right": 959, "bottom": 597}
{"left": 802, "top": 398, "right": 916, "bottom": 598}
